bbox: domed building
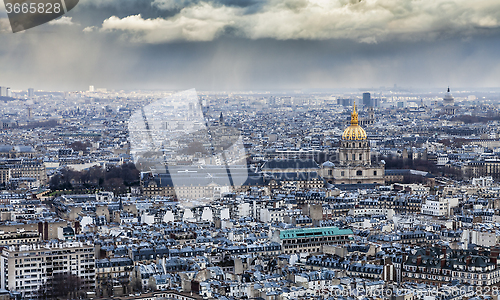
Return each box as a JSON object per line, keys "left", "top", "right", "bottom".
{"left": 322, "top": 103, "right": 385, "bottom": 185}
{"left": 443, "top": 87, "right": 455, "bottom": 115}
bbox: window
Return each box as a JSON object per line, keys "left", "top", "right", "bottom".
{"left": 352, "top": 154, "right": 356, "bottom": 160}
{"left": 359, "top": 154, "right": 362, "bottom": 160}
{"left": 341, "top": 171, "right": 345, "bottom": 176}
{"left": 356, "top": 170, "right": 362, "bottom": 176}
{"left": 373, "top": 171, "right": 377, "bottom": 176}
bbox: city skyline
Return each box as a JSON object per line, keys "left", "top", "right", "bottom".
{"left": 3, "top": 1, "right": 500, "bottom": 298}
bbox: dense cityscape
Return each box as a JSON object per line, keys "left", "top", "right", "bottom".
{"left": 1, "top": 85, "right": 500, "bottom": 299}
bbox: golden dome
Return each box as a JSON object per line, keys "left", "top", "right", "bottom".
{"left": 342, "top": 102, "right": 367, "bottom": 140}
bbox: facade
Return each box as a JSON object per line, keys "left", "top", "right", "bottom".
{"left": 0, "top": 165, "right": 9, "bottom": 186}
{"left": 402, "top": 247, "right": 500, "bottom": 287}
{"left": 0, "top": 241, "right": 95, "bottom": 299}
{"left": 142, "top": 166, "right": 262, "bottom": 199}
{"left": 464, "top": 160, "right": 500, "bottom": 180}
{"left": 362, "top": 92, "right": 371, "bottom": 107}
{"left": 95, "top": 257, "right": 134, "bottom": 297}
{"left": 0, "top": 231, "right": 41, "bottom": 246}
{"left": 280, "top": 226, "right": 353, "bottom": 254}
{"left": 0, "top": 159, "right": 47, "bottom": 185}
{"left": 322, "top": 103, "right": 385, "bottom": 185}
{"left": 421, "top": 197, "right": 449, "bottom": 216}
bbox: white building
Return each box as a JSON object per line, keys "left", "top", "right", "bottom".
{"left": 260, "top": 208, "right": 285, "bottom": 223}
{"left": 0, "top": 241, "right": 95, "bottom": 299}
{"left": 421, "top": 197, "right": 448, "bottom": 216}
{"left": 436, "top": 153, "right": 449, "bottom": 166}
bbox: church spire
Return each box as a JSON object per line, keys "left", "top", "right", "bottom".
{"left": 351, "top": 101, "right": 358, "bottom": 126}
{"left": 219, "top": 112, "right": 224, "bottom": 125}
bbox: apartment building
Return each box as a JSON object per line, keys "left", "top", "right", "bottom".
{"left": 421, "top": 196, "right": 449, "bottom": 217}
{"left": 0, "top": 241, "right": 95, "bottom": 299}
{"left": 0, "top": 230, "right": 41, "bottom": 246}
{"left": 402, "top": 247, "right": 500, "bottom": 287}
{"left": 280, "top": 226, "right": 353, "bottom": 254}
{"left": 0, "top": 159, "right": 47, "bottom": 185}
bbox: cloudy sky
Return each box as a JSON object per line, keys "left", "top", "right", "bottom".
{"left": 1, "top": 0, "right": 500, "bottom": 91}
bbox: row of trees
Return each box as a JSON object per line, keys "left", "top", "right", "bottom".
{"left": 382, "top": 156, "right": 463, "bottom": 180}
{"left": 49, "top": 163, "right": 140, "bottom": 194}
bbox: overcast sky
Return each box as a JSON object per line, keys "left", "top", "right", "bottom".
{"left": 1, "top": 0, "right": 500, "bottom": 91}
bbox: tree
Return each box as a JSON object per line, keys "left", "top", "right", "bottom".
{"left": 37, "top": 273, "right": 84, "bottom": 299}
{"left": 69, "top": 141, "right": 90, "bottom": 152}
{"left": 49, "top": 163, "right": 140, "bottom": 194}
{"left": 130, "top": 277, "right": 143, "bottom": 293}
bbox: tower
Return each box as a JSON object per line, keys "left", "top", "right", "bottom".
{"left": 363, "top": 92, "right": 371, "bottom": 107}
{"left": 368, "top": 107, "right": 375, "bottom": 125}
{"left": 219, "top": 112, "right": 224, "bottom": 125}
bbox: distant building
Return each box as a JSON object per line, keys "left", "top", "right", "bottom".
{"left": 359, "top": 107, "right": 375, "bottom": 126}
{"left": 27, "top": 88, "right": 34, "bottom": 98}
{"left": 0, "top": 166, "right": 10, "bottom": 187}
{"left": 141, "top": 166, "right": 263, "bottom": 199}
{"left": 5, "top": 159, "right": 47, "bottom": 184}
{"left": 0, "top": 146, "right": 35, "bottom": 158}
{"left": 464, "top": 160, "right": 500, "bottom": 180}
{"left": 338, "top": 98, "right": 354, "bottom": 106}
{"left": 443, "top": 87, "right": 455, "bottom": 115}
{"left": 363, "top": 92, "right": 371, "bottom": 107}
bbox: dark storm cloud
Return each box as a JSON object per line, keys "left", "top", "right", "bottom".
{"left": 0, "top": 0, "right": 500, "bottom": 91}
{"left": 96, "top": 0, "right": 500, "bottom": 43}
{"left": 69, "top": 0, "right": 263, "bottom": 27}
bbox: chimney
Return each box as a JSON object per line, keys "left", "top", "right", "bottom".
{"left": 441, "top": 258, "right": 446, "bottom": 268}
{"left": 466, "top": 256, "right": 471, "bottom": 267}
{"left": 492, "top": 249, "right": 500, "bottom": 258}
{"left": 441, "top": 246, "right": 447, "bottom": 256}
{"left": 426, "top": 249, "right": 430, "bottom": 256}
{"left": 417, "top": 255, "right": 422, "bottom": 266}
{"left": 490, "top": 250, "right": 499, "bottom": 265}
